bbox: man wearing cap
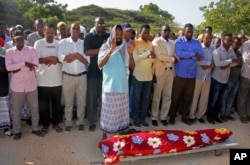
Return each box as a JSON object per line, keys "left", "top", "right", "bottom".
{"left": 5, "top": 30, "right": 45, "bottom": 140}
{"left": 56, "top": 22, "right": 67, "bottom": 40}
{"left": 84, "top": 17, "right": 109, "bottom": 132}
{"left": 27, "top": 19, "right": 44, "bottom": 47}
{"left": 121, "top": 22, "right": 135, "bottom": 124}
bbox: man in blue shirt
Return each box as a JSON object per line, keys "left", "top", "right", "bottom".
{"left": 168, "top": 23, "right": 204, "bottom": 125}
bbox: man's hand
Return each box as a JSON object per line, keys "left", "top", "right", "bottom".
{"left": 195, "top": 52, "right": 202, "bottom": 61}
{"left": 25, "top": 62, "right": 37, "bottom": 71}
{"left": 148, "top": 51, "right": 156, "bottom": 59}
{"left": 201, "top": 61, "right": 214, "bottom": 70}
{"left": 12, "top": 68, "right": 21, "bottom": 74}
{"left": 220, "top": 64, "right": 230, "bottom": 70}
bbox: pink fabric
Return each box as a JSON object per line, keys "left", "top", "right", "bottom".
{"left": 99, "top": 128, "right": 233, "bottom": 164}
{"left": 5, "top": 46, "right": 38, "bottom": 92}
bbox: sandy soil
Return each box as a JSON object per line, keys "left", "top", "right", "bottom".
{"left": 0, "top": 113, "right": 249, "bottom": 165}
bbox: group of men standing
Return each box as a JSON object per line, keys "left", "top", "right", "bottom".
{"left": 1, "top": 16, "right": 250, "bottom": 141}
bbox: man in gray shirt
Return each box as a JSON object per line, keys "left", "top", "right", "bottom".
{"left": 27, "top": 19, "right": 44, "bottom": 47}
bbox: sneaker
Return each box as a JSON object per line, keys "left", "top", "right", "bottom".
{"left": 169, "top": 117, "right": 175, "bottom": 125}
{"left": 4, "top": 129, "right": 13, "bottom": 137}
{"left": 64, "top": 126, "right": 72, "bottom": 133}
{"left": 140, "top": 121, "right": 149, "bottom": 127}
{"left": 197, "top": 118, "right": 205, "bottom": 123}
{"left": 152, "top": 120, "right": 158, "bottom": 126}
{"left": 161, "top": 120, "right": 168, "bottom": 126}
{"left": 78, "top": 124, "right": 84, "bottom": 132}
{"left": 226, "top": 115, "right": 235, "bottom": 121}
{"left": 13, "top": 133, "right": 22, "bottom": 140}
{"left": 32, "top": 130, "right": 45, "bottom": 137}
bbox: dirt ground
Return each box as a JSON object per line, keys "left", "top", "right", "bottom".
{"left": 0, "top": 113, "right": 249, "bottom": 165}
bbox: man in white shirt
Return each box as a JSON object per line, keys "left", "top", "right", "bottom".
{"left": 58, "top": 23, "right": 90, "bottom": 133}
{"left": 34, "top": 23, "right": 63, "bottom": 133}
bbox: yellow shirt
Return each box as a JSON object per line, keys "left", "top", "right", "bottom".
{"left": 133, "top": 38, "right": 155, "bottom": 81}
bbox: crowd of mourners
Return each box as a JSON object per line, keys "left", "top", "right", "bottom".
{"left": 0, "top": 16, "right": 250, "bottom": 140}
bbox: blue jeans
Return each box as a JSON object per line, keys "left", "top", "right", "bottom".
{"left": 207, "top": 78, "right": 227, "bottom": 118}
{"left": 220, "top": 81, "right": 239, "bottom": 116}
{"left": 131, "top": 77, "right": 152, "bottom": 124}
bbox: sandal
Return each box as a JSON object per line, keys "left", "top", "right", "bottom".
{"left": 53, "top": 125, "right": 62, "bottom": 133}
{"left": 41, "top": 126, "right": 49, "bottom": 134}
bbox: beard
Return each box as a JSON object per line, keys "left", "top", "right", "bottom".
{"left": 116, "top": 40, "right": 122, "bottom": 46}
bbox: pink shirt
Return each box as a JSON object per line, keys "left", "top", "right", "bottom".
{"left": 5, "top": 45, "right": 39, "bottom": 92}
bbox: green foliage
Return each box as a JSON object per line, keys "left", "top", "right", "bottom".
{"left": 66, "top": 4, "right": 179, "bottom": 35}
{"left": 199, "top": 0, "right": 250, "bottom": 35}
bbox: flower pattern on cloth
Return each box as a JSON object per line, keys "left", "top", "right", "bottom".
{"left": 99, "top": 128, "right": 233, "bottom": 164}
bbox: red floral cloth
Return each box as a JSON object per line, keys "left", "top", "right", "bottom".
{"left": 99, "top": 128, "right": 232, "bottom": 164}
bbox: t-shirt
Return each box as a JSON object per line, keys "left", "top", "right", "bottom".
{"left": 34, "top": 39, "right": 62, "bottom": 87}
{"left": 84, "top": 31, "right": 109, "bottom": 79}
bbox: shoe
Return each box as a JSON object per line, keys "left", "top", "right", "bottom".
{"left": 181, "top": 118, "right": 192, "bottom": 126}
{"left": 89, "top": 124, "right": 96, "bottom": 132}
{"left": 133, "top": 122, "right": 140, "bottom": 127}
{"left": 78, "top": 124, "right": 84, "bottom": 132}
{"left": 213, "top": 117, "right": 223, "bottom": 123}
{"left": 240, "top": 117, "right": 248, "bottom": 124}
{"left": 140, "top": 121, "right": 149, "bottom": 127}
{"left": 226, "top": 115, "right": 235, "bottom": 121}
{"left": 207, "top": 117, "right": 215, "bottom": 124}
{"left": 152, "top": 120, "right": 158, "bottom": 126}
{"left": 129, "top": 122, "right": 133, "bottom": 126}
{"left": 13, "top": 133, "right": 22, "bottom": 140}
{"left": 64, "top": 126, "right": 72, "bottom": 133}
{"left": 169, "top": 117, "right": 175, "bottom": 125}
{"left": 161, "top": 120, "right": 168, "bottom": 126}
{"left": 220, "top": 116, "right": 228, "bottom": 122}
{"left": 197, "top": 118, "right": 205, "bottom": 123}
{"left": 41, "top": 126, "right": 49, "bottom": 134}
{"left": 32, "top": 130, "right": 45, "bottom": 137}
{"left": 53, "top": 125, "right": 63, "bottom": 133}
{"left": 189, "top": 118, "right": 196, "bottom": 124}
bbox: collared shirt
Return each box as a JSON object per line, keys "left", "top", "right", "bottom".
{"left": 212, "top": 46, "right": 236, "bottom": 84}
{"left": 5, "top": 45, "right": 39, "bottom": 92}
{"left": 84, "top": 31, "right": 109, "bottom": 79}
{"left": 58, "top": 37, "right": 89, "bottom": 75}
{"left": 241, "top": 41, "right": 250, "bottom": 79}
{"left": 196, "top": 43, "right": 215, "bottom": 81}
{"left": 34, "top": 38, "right": 62, "bottom": 87}
{"left": 175, "top": 36, "right": 204, "bottom": 78}
{"left": 133, "top": 38, "right": 155, "bottom": 81}
{"left": 162, "top": 37, "right": 173, "bottom": 68}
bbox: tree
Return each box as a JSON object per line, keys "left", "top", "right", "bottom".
{"left": 139, "top": 3, "right": 174, "bottom": 23}
{"left": 14, "top": 0, "right": 67, "bottom": 29}
{"left": 199, "top": 0, "right": 250, "bottom": 35}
